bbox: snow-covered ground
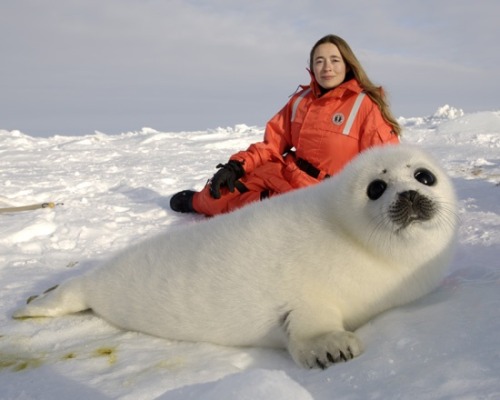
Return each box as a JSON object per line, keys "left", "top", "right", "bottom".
{"left": 0, "top": 106, "right": 499, "bottom": 399}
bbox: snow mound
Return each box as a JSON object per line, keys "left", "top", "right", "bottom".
{"left": 398, "top": 104, "right": 465, "bottom": 128}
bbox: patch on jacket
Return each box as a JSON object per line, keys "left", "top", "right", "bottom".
{"left": 332, "top": 113, "right": 345, "bottom": 125}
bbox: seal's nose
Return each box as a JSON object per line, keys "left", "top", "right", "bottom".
{"left": 398, "top": 190, "right": 419, "bottom": 203}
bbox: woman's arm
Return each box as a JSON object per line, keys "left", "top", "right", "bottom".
{"left": 229, "top": 99, "right": 295, "bottom": 173}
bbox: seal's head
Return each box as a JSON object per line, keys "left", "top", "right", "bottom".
{"left": 331, "top": 144, "right": 458, "bottom": 260}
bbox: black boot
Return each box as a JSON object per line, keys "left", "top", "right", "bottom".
{"left": 170, "top": 190, "right": 196, "bottom": 213}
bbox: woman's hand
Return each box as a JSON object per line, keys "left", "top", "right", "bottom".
{"left": 209, "top": 161, "right": 244, "bottom": 199}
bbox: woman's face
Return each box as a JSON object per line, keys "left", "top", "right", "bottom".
{"left": 312, "top": 43, "right": 347, "bottom": 90}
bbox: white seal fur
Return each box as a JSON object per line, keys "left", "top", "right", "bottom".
{"left": 13, "top": 144, "right": 458, "bottom": 369}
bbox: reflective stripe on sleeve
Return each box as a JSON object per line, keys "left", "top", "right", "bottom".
{"left": 290, "top": 88, "right": 312, "bottom": 123}
{"left": 342, "top": 92, "right": 366, "bottom": 135}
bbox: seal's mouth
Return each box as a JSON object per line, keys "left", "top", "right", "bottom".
{"left": 389, "top": 190, "right": 436, "bottom": 230}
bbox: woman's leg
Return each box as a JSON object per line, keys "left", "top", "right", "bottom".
{"left": 172, "top": 160, "right": 295, "bottom": 217}
{"left": 192, "top": 184, "right": 263, "bottom": 216}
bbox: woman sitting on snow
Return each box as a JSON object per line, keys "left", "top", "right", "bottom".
{"left": 170, "top": 34, "right": 401, "bottom": 216}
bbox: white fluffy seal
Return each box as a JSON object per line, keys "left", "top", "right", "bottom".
{"left": 13, "top": 144, "right": 458, "bottom": 369}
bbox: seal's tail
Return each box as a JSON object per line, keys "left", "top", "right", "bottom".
{"left": 12, "top": 279, "right": 89, "bottom": 319}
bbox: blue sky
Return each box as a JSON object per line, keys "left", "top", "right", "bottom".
{"left": 1, "top": 0, "right": 498, "bottom": 136}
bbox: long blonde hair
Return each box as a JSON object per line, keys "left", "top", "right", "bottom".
{"left": 309, "top": 34, "right": 401, "bottom": 136}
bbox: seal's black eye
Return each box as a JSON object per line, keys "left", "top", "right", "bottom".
{"left": 367, "top": 180, "right": 387, "bottom": 200}
{"left": 414, "top": 168, "right": 436, "bottom": 186}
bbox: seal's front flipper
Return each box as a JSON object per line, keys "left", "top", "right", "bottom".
{"left": 287, "top": 330, "right": 363, "bottom": 369}
{"left": 283, "top": 302, "right": 363, "bottom": 369}
{"left": 12, "top": 279, "right": 89, "bottom": 319}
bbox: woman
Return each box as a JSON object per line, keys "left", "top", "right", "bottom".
{"left": 170, "top": 34, "right": 401, "bottom": 216}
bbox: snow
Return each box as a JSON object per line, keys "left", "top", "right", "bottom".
{"left": 1, "top": 106, "right": 499, "bottom": 399}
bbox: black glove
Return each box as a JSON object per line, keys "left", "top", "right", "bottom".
{"left": 209, "top": 160, "right": 244, "bottom": 199}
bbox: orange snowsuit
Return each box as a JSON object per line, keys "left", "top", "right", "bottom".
{"left": 193, "top": 77, "right": 399, "bottom": 216}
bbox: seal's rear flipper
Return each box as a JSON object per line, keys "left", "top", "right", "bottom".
{"left": 12, "top": 280, "right": 89, "bottom": 319}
